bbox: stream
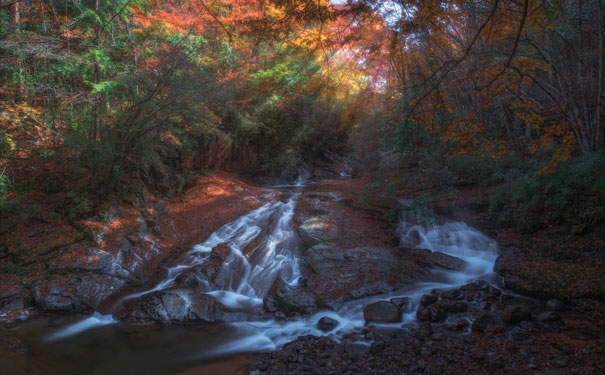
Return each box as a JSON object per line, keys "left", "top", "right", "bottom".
{"left": 3, "top": 179, "right": 501, "bottom": 374}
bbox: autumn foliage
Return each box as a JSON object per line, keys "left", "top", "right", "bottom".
{"left": 0, "top": 0, "right": 603, "bottom": 231}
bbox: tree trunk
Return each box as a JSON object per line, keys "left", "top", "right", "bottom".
{"left": 11, "top": 1, "right": 19, "bottom": 28}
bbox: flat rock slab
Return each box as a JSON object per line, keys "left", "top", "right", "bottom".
{"left": 410, "top": 249, "right": 466, "bottom": 271}
{"left": 303, "top": 244, "right": 423, "bottom": 303}
{"left": 363, "top": 301, "right": 402, "bottom": 323}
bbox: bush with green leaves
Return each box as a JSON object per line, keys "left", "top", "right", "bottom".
{"left": 489, "top": 152, "right": 605, "bottom": 232}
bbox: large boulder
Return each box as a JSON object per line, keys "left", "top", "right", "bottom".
{"left": 298, "top": 216, "right": 339, "bottom": 246}
{"left": 0, "top": 283, "right": 32, "bottom": 312}
{"left": 33, "top": 246, "right": 133, "bottom": 312}
{"left": 129, "top": 290, "right": 246, "bottom": 323}
{"left": 33, "top": 274, "right": 127, "bottom": 312}
{"left": 303, "top": 244, "right": 416, "bottom": 303}
{"left": 363, "top": 301, "right": 402, "bottom": 323}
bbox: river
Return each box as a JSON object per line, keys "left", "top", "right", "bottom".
{"left": 1, "top": 178, "right": 501, "bottom": 374}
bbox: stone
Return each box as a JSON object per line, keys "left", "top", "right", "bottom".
{"left": 438, "top": 299, "right": 468, "bottom": 313}
{"left": 363, "top": 301, "right": 402, "bottom": 323}
{"left": 51, "top": 248, "right": 122, "bottom": 276}
{"left": 263, "top": 279, "right": 319, "bottom": 315}
{"left": 472, "top": 312, "right": 494, "bottom": 332}
{"left": 303, "top": 243, "right": 413, "bottom": 303}
{"left": 174, "top": 271, "right": 201, "bottom": 288}
{"left": 426, "top": 251, "right": 466, "bottom": 270}
{"left": 420, "top": 294, "right": 438, "bottom": 307}
{"left": 33, "top": 274, "right": 127, "bottom": 312}
{"left": 441, "top": 289, "right": 463, "bottom": 300}
{"left": 445, "top": 317, "right": 470, "bottom": 331}
{"left": 538, "top": 311, "right": 562, "bottom": 324}
{"left": 0, "top": 284, "right": 31, "bottom": 312}
{"left": 417, "top": 305, "right": 447, "bottom": 323}
{"left": 348, "top": 281, "right": 394, "bottom": 300}
{"left": 502, "top": 304, "right": 531, "bottom": 324}
{"left": 414, "top": 322, "right": 433, "bottom": 341}
{"left": 135, "top": 290, "right": 237, "bottom": 323}
{"left": 317, "top": 316, "right": 339, "bottom": 332}
{"left": 545, "top": 299, "right": 565, "bottom": 312}
{"left": 390, "top": 297, "right": 411, "bottom": 311}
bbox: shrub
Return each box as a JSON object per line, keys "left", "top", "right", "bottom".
{"left": 488, "top": 152, "right": 605, "bottom": 232}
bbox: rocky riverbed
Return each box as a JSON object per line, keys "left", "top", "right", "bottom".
{"left": 1, "top": 168, "right": 603, "bottom": 375}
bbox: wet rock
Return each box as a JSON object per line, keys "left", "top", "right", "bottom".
{"left": 391, "top": 297, "right": 411, "bottom": 311}
{"left": 420, "top": 294, "right": 438, "bottom": 307}
{"left": 263, "top": 279, "right": 319, "bottom": 315}
{"left": 33, "top": 274, "right": 127, "bottom": 312}
{"left": 464, "top": 279, "right": 490, "bottom": 291}
{"left": 363, "top": 301, "right": 402, "bottom": 323}
{"left": 51, "top": 248, "right": 127, "bottom": 277}
{"left": 0, "top": 284, "right": 32, "bottom": 312}
{"left": 303, "top": 244, "right": 411, "bottom": 303}
{"left": 116, "top": 238, "right": 131, "bottom": 264}
{"left": 502, "top": 304, "right": 531, "bottom": 324}
{"left": 210, "top": 243, "right": 232, "bottom": 261}
{"left": 438, "top": 299, "right": 468, "bottom": 313}
{"left": 445, "top": 317, "right": 470, "bottom": 331}
{"left": 425, "top": 251, "right": 466, "bottom": 270}
{"left": 298, "top": 216, "right": 339, "bottom": 246}
{"left": 417, "top": 305, "right": 447, "bottom": 322}
{"left": 546, "top": 299, "right": 565, "bottom": 312}
{"left": 134, "top": 290, "right": 240, "bottom": 323}
{"left": 414, "top": 322, "right": 433, "bottom": 341}
{"left": 141, "top": 290, "right": 192, "bottom": 322}
{"left": 317, "top": 316, "right": 339, "bottom": 332}
{"left": 472, "top": 312, "right": 494, "bottom": 332}
{"left": 441, "top": 289, "right": 464, "bottom": 300}
{"left": 348, "top": 281, "right": 394, "bottom": 300}
{"left": 174, "top": 271, "right": 201, "bottom": 288}
{"left": 538, "top": 311, "right": 562, "bottom": 324}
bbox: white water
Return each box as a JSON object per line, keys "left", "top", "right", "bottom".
{"left": 45, "top": 312, "right": 117, "bottom": 341}
{"left": 47, "top": 187, "right": 499, "bottom": 357}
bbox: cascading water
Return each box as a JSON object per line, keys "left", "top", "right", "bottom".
{"left": 129, "top": 196, "right": 302, "bottom": 309}
{"left": 46, "top": 186, "right": 500, "bottom": 363}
